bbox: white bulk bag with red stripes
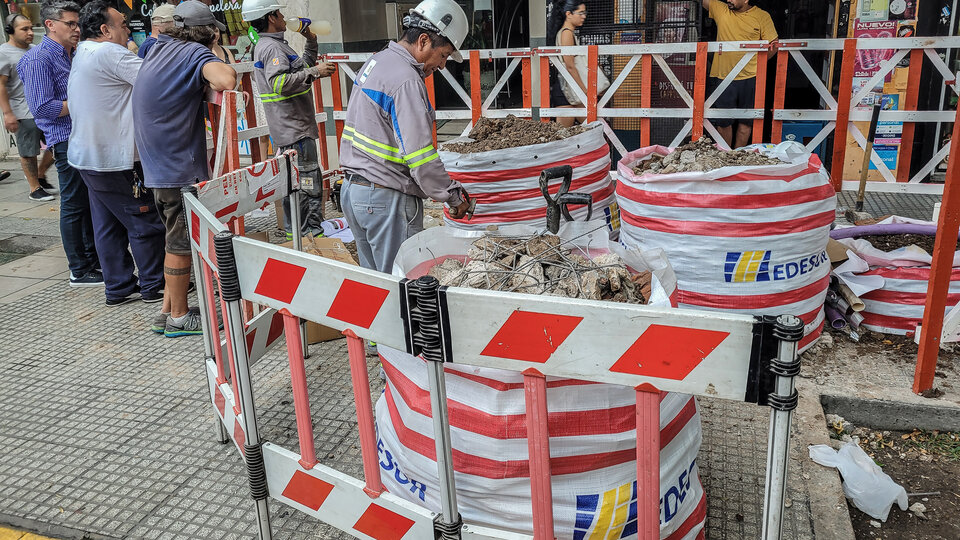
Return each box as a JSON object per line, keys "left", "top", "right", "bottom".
{"left": 616, "top": 141, "right": 836, "bottom": 351}
{"left": 835, "top": 233, "right": 960, "bottom": 335}
{"left": 375, "top": 224, "right": 706, "bottom": 539}
{"left": 439, "top": 122, "right": 620, "bottom": 233}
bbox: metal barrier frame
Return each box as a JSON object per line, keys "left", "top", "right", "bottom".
{"left": 185, "top": 158, "right": 806, "bottom": 538}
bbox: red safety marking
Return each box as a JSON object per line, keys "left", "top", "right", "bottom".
{"left": 610, "top": 325, "right": 729, "bottom": 380}
{"left": 234, "top": 419, "right": 246, "bottom": 453}
{"left": 267, "top": 311, "right": 285, "bottom": 344}
{"left": 325, "top": 279, "right": 390, "bottom": 329}
{"left": 255, "top": 186, "right": 276, "bottom": 203}
{"left": 190, "top": 211, "right": 200, "bottom": 245}
{"left": 245, "top": 328, "right": 257, "bottom": 356}
{"left": 281, "top": 470, "right": 335, "bottom": 511}
{"left": 207, "top": 229, "right": 217, "bottom": 268}
{"left": 352, "top": 503, "right": 416, "bottom": 540}
{"left": 214, "top": 385, "right": 226, "bottom": 416}
{"left": 481, "top": 310, "right": 583, "bottom": 363}
{"left": 254, "top": 258, "right": 307, "bottom": 303}
{"left": 214, "top": 202, "right": 240, "bottom": 219}
{"left": 247, "top": 161, "right": 268, "bottom": 177}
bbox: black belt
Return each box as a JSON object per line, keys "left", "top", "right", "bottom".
{"left": 347, "top": 176, "right": 389, "bottom": 190}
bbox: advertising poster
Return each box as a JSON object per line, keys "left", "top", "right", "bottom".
{"left": 858, "top": 0, "right": 891, "bottom": 20}
{"left": 868, "top": 145, "right": 899, "bottom": 170}
{"left": 888, "top": 0, "right": 918, "bottom": 19}
{"left": 854, "top": 20, "right": 897, "bottom": 78}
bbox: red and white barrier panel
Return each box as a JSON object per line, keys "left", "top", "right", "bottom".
{"left": 206, "top": 358, "right": 247, "bottom": 455}
{"left": 220, "top": 307, "right": 285, "bottom": 368}
{"left": 184, "top": 192, "right": 229, "bottom": 270}
{"left": 230, "top": 237, "right": 409, "bottom": 350}
{"left": 197, "top": 149, "right": 299, "bottom": 223}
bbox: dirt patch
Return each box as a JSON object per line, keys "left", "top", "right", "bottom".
{"left": 441, "top": 115, "right": 586, "bottom": 153}
{"left": 844, "top": 427, "right": 960, "bottom": 539}
{"left": 427, "top": 233, "right": 652, "bottom": 303}
{"left": 632, "top": 137, "right": 783, "bottom": 174}
{"left": 857, "top": 234, "right": 958, "bottom": 255}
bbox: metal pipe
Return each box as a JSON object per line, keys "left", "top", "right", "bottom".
{"left": 761, "top": 314, "right": 803, "bottom": 540}
{"left": 283, "top": 311, "right": 317, "bottom": 469}
{"left": 427, "top": 357, "right": 458, "bottom": 524}
{"left": 344, "top": 329, "right": 383, "bottom": 496}
{"left": 287, "top": 189, "right": 310, "bottom": 359}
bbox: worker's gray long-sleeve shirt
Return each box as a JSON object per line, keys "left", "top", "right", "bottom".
{"left": 339, "top": 41, "right": 463, "bottom": 205}
{"left": 252, "top": 32, "right": 318, "bottom": 148}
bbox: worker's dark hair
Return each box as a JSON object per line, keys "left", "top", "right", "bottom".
{"left": 79, "top": 0, "right": 112, "bottom": 40}
{"left": 164, "top": 22, "right": 218, "bottom": 46}
{"left": 400, "top": 14, "right": 451, "bottom": 49}
{"left": 547, "top": 0, "right": 585, "bottom": 46}
{"left": 250, "top": 9, "right": 278, "bottom": 33}
{"left": 40, "top": 0, "right": 81, "bottom": 26}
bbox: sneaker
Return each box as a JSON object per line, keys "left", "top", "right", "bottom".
{"left": 164, "top": 307, "right": 203, "bottom": 337}
{"left": 151, "top": 311, "right": 169, "bottom": 334}
{"left": 70, "top": 270, "right": 104, "bottom": 287}
{"left": 28, "top": 187, "right": 54, "bottom": 202}
{"left": 0, "top": 170, "right": 10, "bottom": 182}
{"left": 38, "top": 177, "right": 56, "bottom": 191}
{"left": 106, "top": 291, "right": 141, "bottom": 306}
{"left": 366, "top": 341, "right": 378, "bottom": 358}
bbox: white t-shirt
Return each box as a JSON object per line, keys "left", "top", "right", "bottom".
{"left": 67, "top": 40, "right": 142, "bottom": 171}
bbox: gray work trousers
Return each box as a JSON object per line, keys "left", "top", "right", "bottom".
{"left": 341, "top": 173, "right": 423, "bottom": 273}
{"left": 281, "top": 138, "right": 324, "bottom": 235}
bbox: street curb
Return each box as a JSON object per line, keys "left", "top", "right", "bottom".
{"left": 821, "top": 394, "right": 960, "bottom": 432}
{"left": 795, "top": 380, "right": 857, "bottom": 540}
{"left": 0, "top": 513, "right": 120, "bottom": 540}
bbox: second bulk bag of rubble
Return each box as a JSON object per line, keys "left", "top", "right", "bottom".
{"left": 616, "top": 140, "right": 836, "bottom": 351}
{"left": 439, "top": 116, "right": 620, "bottom": 233}
{"left": 373, "top": 223, "right": 706, "bottom": 539}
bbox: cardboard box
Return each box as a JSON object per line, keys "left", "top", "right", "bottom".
{"left": 280, "top": 236, "right": 357, "bottom": 343}
{"left": 827, "top": 238, "right": 850, "bottom": 264}
{"left": 274, "top": 201, "right": 285, "bottom": 230}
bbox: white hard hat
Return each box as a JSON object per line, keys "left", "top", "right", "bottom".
{"left": 241, "top": 0, "right": 285, "bottom": 22}
{"left": 408, "top": 0, "right": 468, "bottom": 62}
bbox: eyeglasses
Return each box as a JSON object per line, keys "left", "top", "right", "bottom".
{"left": 52, "top": 19, "right": 79, "bottom": 29}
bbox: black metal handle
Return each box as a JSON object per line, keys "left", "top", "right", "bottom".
{"left": 539, "top": 165, "right": 573, "bottom": 200}
{"left": 558, "top": 192, "right": 593, "bottom": 222}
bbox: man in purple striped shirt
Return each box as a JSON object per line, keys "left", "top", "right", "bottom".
{"left": 18, "top": 1, "right": 101, "bottom": 286}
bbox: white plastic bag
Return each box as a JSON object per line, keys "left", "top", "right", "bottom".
{"left": 809, "top": 443, "right": 908, "bottom": 521}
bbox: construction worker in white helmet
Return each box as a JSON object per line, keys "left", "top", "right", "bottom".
{"left": 242, "top": 0, "right": 335, "bottom": 239}
{"left": 339, "top": 0, "right": 472, "bottom": 276}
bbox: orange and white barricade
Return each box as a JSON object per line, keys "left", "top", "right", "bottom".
{"left": 184, "top": 160, "right": 807, "bottom": 538}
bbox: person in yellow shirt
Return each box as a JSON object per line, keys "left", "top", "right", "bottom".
{"left": 702, "top": 0, "right": 777, "bottom": 148}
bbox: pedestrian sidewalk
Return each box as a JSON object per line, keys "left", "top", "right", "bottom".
{"left": 0, "top": 156, "right": 825, "bottom": 539}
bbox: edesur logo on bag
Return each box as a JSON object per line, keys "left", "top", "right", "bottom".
{"left": 572, "top": 459, "right": 697, "bottom": 539}
{"left": 724, "top": 250, "right": 828, "bottom": 283}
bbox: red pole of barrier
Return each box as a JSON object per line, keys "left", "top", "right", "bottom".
{"left": 753, "top": 48, "right": 769, "bottom": 145}
{"left": 202, "top": 262, "right": 226, "bottom": 384}
{"left": 523, "top": 368, "right": 554, "bottom": 539}
{"left": 897, "top": 48, "right": 924, "bottom": 183}
{"left": 641, "top": 53, "right": 652, "bottom": 148}
{"left": 692, "top": 42, "right": 708, "bottom": 141}
{"left": 470, "top": 50, "right": 482, "bottom": 124}
{"left": 223, "top": 91, "right": 241, "bottom": 173}
{"left": 587, "top": 45, "right": 598, "bottom": 123}
{"left": 914, "top": 107, "right": 960, "bottom": 393}
{"left": 282, "top": 310, "right": 317, "bottom": 469}
{"left": 539, "top": 54, "right": 550, "bottom": 123}
{"left": 312, "top": 78, "right": 330, "bottom": 171}
{"left": 831, "top": 38, "right": 857, "bottom": 192}
{"left": 330, "top": 65, "right": 345, "bottom": 146}
{"left": 343, "top": 329, "right": 384, "bottom": 497}
{"left": 636, "top": 384, "right": 661, "bottom": 540}
{"left": 771, "top": 49, "right": 788, "bottom": 144}
{"left": 426, "top": 74, "right": 438, "bottom": 148}
{"left": 522, "top": 56, "right": 533, "bottom": 110}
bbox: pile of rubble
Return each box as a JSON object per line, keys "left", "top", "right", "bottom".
{"left": 441, "top": 115, "right": 586, "bottom": 153}
{"left": 633, "top": 137, "right": 783, "bottom": 174}
{"left": 427, "top": 233, "right": 652, "bottom": 304}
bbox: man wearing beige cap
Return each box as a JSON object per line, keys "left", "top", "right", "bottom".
{"left": 138, "top": 3, "right": 176, "bottom": 58}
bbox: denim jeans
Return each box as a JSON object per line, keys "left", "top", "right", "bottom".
{"left": 52, "top": 141, "right": 98, "bottom": 275}
{"left": 340, "top": 173, "right": 423, "bottom": 273}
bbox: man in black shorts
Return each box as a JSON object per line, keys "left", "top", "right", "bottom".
{"left": 0, "top": 13, "right": 54, "bottom": 200}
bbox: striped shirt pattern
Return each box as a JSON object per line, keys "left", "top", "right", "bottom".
{"left": 18, "top": 36, "right": 72, "bottom": 146}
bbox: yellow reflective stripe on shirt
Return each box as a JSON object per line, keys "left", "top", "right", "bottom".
{"left": 273, "top": 73, "right": 286, "bottom": 93}
{"left": 343, "top": 134, "right": 404, "bottom": 164}
{"left": 408, "top": 151, "right": 439, "bottom": 168}
{"left": 403, "top": 145, "right": 434, "bottom": 161}
{"left": 344, "top": 126, "right": 401, "bottom": 155}
{"left": 260, "top": 88, "right": 310, "bottom": 103}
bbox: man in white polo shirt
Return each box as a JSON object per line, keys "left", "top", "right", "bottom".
{"left": 68, "top": 1, "right": 165, "bottom": 306}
